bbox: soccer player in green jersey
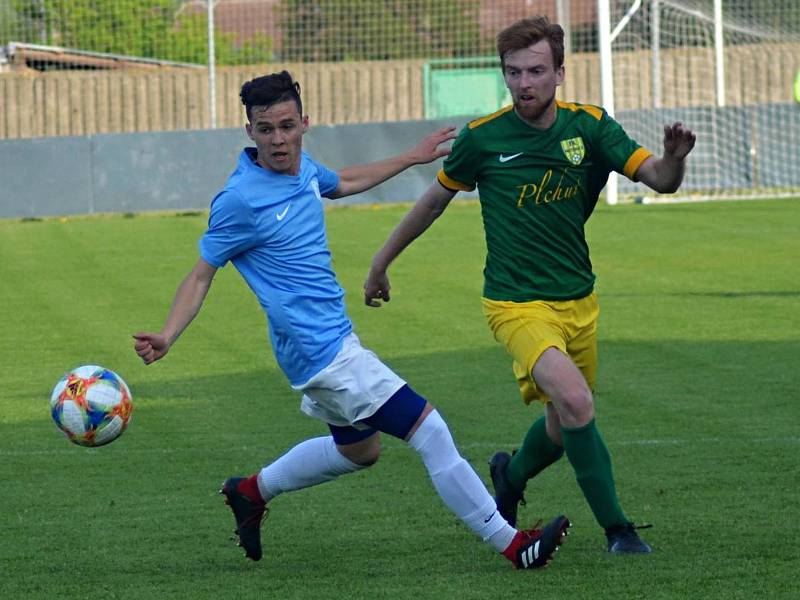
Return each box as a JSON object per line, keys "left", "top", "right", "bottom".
{"left": 363, "top": 16, "right": 696, "bottom": 554}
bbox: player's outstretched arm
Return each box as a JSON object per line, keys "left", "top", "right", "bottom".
{"left": 635, "top": 122, "right": 696, "bottom": 194}
{"left": 364, "top": 181, "right": 456, "bottom": 307}
{"left": 329, "top": 126, "right": 457, "bottom": 198}
{"left": 133, "top": 257, "right": 217, "bottom": 365}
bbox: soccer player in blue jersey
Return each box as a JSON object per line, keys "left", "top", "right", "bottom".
{"left": 133, "top": 71, "right": 570, "bottom": 569}
{"left": 364, "top": 17, "right": 696, "bottom": 554}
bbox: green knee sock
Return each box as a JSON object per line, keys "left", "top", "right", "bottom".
{"left": 561, "top": 418, "right": 628, "bottom": 529}
{"left": 507, "top": 416, "right": 564, "bottom": 492}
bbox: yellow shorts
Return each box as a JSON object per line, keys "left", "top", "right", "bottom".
{"left": 482, "top": 292, "right": 599, "bottom": 405}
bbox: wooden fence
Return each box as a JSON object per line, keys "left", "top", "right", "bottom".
{"left": 1, "top": 43, "right": 797, "bottom": 139}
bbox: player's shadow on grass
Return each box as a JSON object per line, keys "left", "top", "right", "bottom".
{"left": 677, "top": 291, "right": 800, "bottom": 298}
{"left": 603, "top": 290, "right": 800, "bottom": 298}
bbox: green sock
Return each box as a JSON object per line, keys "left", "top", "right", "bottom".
{"left": 561, "top": 418, "right": 628, "bottom": 529}
{"left": 507, "top": 416, "right": 564, "bottom": 492}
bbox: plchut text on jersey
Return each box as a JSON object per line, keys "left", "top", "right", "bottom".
{"left": 515, "top": 168, "right": 580, "bottom": 208}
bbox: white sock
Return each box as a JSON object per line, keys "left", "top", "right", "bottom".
{"left": 408, "top": 410, "right": 517, "bottom": 551}
{"left": 256, "top": 436, "right": 366, "bottom": 502}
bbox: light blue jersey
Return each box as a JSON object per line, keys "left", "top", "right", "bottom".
{"left": 199, "top": 148, "right": 351, "bottom": 385}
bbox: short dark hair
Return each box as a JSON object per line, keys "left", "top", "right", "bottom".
{"left": 497, "top": 16, "right": 565, "bottom": 71}
{"left": 240, "top": 71, "right": 303, "bottom": 120}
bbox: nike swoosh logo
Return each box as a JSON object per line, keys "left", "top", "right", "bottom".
{"left": 276, "top": 203, "right": 290, "bottom": 221}
{"left": 483, "top": 511, "right": 496, "bottom": 523}
{"left": 498, "top": 152, "right": 524, "bottom": 163}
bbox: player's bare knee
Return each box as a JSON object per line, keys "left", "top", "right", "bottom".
{"left": 354, "top": 447, "right": 381, "bottom": 467}
{"left": 556, "top": 387, "right": 594, "bottom": 427}
{"left": 336, "top": 439, "right": 381, "bottom": 467}
{"left": 341, "top": 451, "right": 379, "bottom": 468}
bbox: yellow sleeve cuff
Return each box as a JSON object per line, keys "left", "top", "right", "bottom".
{"left": 437, "top": 169, "right": 475, "bottom": 192}
{"left": 623, "top": 147, "right": 653, "bottom": 180}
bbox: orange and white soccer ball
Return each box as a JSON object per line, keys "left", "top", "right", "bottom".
{"left": 50, "top": 365, "right": 133, "bottom": 447}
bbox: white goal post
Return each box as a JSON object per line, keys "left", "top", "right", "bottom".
{"left": 597, "top": 0, "right": 800, "bottom": 204}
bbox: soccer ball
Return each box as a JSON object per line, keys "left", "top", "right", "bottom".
{"left": 50, "top": 365, "right": 133, "bottom": 447}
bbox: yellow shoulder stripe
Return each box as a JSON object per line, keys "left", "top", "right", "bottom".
{"left": 623, "top": 147, "right": 653, "bottom": 180}
{"left": 437, "top": 169, "right": 475, "bottom": 192}
{"left": 557, "top": 100, "right": 603, "bottom": 121}
{"left": 468, "top": 105, "right": 514, "bottom": 129}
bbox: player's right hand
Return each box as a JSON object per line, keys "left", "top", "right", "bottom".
{"left": 133, "top": 332, "right": 170, "bottom": 365}
{"left": 406, "top": 126, "right": 457, "bottom": 165}
{"left": 364, "top": 268, "right": 391, "bottom": 307}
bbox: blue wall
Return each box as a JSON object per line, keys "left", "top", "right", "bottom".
{"left": 0, "top": 119, "right": 470, "bottom": 219}
{"left": 2, "top": 104, "right": 797, "bottom": 219}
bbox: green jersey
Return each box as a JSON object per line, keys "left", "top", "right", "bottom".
{"left": 439, "top": 101, "right": 651, "bottom": 302}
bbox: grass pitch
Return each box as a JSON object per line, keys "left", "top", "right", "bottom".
{"left": 1, "top": 199, "right": 798, "bottom": 599}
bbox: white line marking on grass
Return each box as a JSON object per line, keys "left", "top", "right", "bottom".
{"left": 5, "top": 437, "right": 799, "bottom": 457}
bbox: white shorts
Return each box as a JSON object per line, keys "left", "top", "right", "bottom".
{"left": 294, "top": 333, "right": 406, "bottom": 427}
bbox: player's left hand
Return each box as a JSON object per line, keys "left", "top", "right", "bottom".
{"left": 663, "top": 122, "right": 696, "bottom": 161}
{"left": 364, "top": 267, "right": 391, "bottom": 307}
{"left": 406, "top": 126, "right": 458, "bottom": 165}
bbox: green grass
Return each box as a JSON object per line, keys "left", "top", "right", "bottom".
{"left": 1, "top": 199, "right": 798, "bottom": 599}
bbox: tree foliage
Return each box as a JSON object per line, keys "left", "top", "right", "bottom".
{"left": 279, "top": 0, "right": 490, "bottom": 62}
{"left": 6, "top": 0, "right": 272, "bottom": 65}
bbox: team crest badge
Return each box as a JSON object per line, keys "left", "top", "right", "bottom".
{"left": 560, "top": 137, "right": 585, "bottom": 166}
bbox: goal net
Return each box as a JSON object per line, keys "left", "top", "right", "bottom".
{"left": 602, "top": 0, "right": 800, "bottom": 203}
